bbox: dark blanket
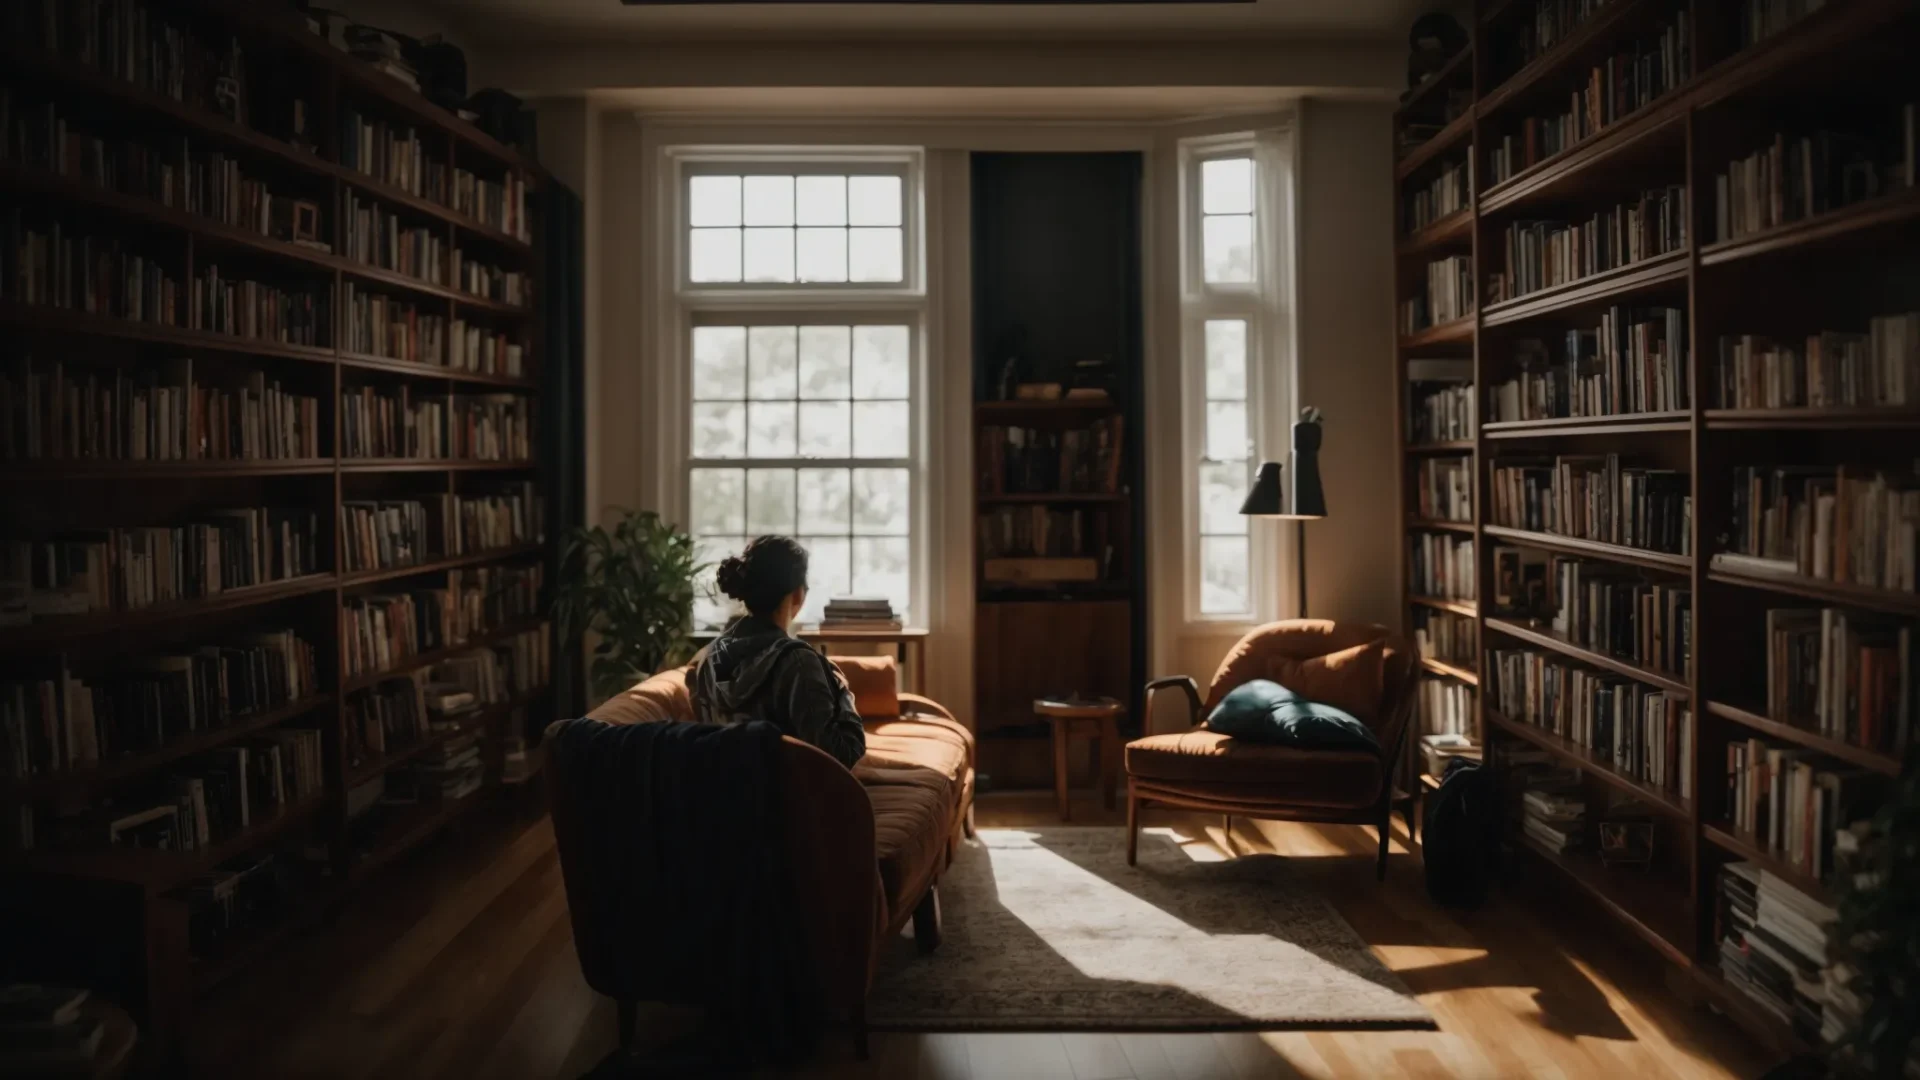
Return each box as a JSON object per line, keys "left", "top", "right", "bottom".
{"left": 546, "top": 716, "right": 820, "bottom": 1066}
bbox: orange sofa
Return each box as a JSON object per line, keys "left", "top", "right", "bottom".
{"left": 548, "top": 656, "right": 973, "bottom": 1054}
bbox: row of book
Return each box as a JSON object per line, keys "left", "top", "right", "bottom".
{"left": 1492, "top": 306, "right": 1690, "bottom": 420}
{"left": 1764, "top": 607, "right": 1914, "bottom": 756}
{"left": 976, "top": 418, "right": 1126, "bottom": 495}
{"left": 1712, "top": 118, "right": 1910, "bottom": 244}
{"left": 1494, "top": 0, "right": 1614, "bottom": 75}
{"left": 1410, "top": 531, "right": 1475, "bottom": 601}
{"left": 338, "top": 485, "right": 543, "bottom": 573}
{"left": 1, "top": 213, "right": 181, "bottom": 325}
{"left": 453, "top": 253, "right": 528, "bottom": 307}
{"left": 341, "top": 282, "right": 445, "bottom": 364}
{"left": 453, "top": 169, "right": 531, "bottom": 242}
{"left": 339, "top": 387, "right": 534, "bottom": 461}
{"left": 345, "top": 635, "right": 544, "bottom": 774}
{"left": 1400, "top": 255, "right": 1474, "bottom": 333}
{"left": 1404, "top": 157, "right": 1471, "bottom": 234}
{"left": 436, "top": 628, "right": 551, "bottom": 705}
{"left": 1490, "top": 454, "right": 1692, "bottom": 555}
{"left": 343, "top": 577, "right": 543, "bottom": 681}
{"left": 1487, "top": 646, "right": 1694, "bottom": 797}
{"left": 1490, "top": 187, "right": 1686, "bottom": 302}
{"left": 976, "top": 506, "right": 1115, "bottom": 562}
{"left": 340, "top": 109, "right": 448, "bottom": 204}
{"left": 1734, "top": 0, "right": 1829, "bottom": 50}
{"left": 1414, "top": 608, "right": 1475, "bottom": 667}
{"left": 345, "top": 192, "right": 445, "bottom": 284}
{"left": 4, "top": 508, "right": 322, "bottom": 619}
{"left": 189, "top": 264, "right": 325, "bottom": 346}
{"left": 1486, "top": 13, "right": 1689, "bottom": 186}
{"left": 14, "top": 0, "right": 249, "bottom": 124}
{"left": 1408, "top": 377, "right": 1473, "bottom": 443}
{"left": 1724, "top": 464, "right": 1919, "bottom": 593}
{"left": 1418, "top": 676, "right": 1475, "bottom": 741}
{"left": 1541, "top": 557, "right": 1691, "bottom": 678}
{"left": 1713, "top": 313, "right": 1920, "bottom": 409}
{"left": 1726, "top": 736, "right": 1880, "bottom": 884}
{"left": 0, "top": 629, "right": 317, "bottom": 778}
{"left": 0, "top": 359, "right": 319, "bottom": 462}
{"left": 1716, "top": 860, "right": 1834, "bottom": 1043}
{"left": 1415, "top": 456, "right": 1472, "bottom": 523}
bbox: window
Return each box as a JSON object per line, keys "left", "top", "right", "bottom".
{"left": 671, "top": 151, "right": 924, "bottom": 632}
{"left": 1183, "top": 136, "right": 1288, "bottom": 622}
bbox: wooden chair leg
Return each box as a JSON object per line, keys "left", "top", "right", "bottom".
{"left": 913, "top": 885, "right": 943, "bottom": 954}
{"left": 616, "top": 998, "right": 637, "bottom": 1051}
{"left": 1052, "top": 720, "right": 1071, "bottom": 822}
{"left": 1126, "top": 788, "right": 1140, "bottom": 866}
{"left": 1376, "top": 814, "right": 1391, "bottom": 882}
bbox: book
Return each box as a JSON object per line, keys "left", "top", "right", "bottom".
{"left": 1490, "top": 189, "right": 1687, "bottom": 303}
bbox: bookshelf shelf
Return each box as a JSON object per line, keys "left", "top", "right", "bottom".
{"left": 1477, "top": 109, "right": 1686, "bottom": 215}
{"left": 1480, "top": 252, "right": 1690, "bottom": 327}
{"left": 1705, "top": 569, "right": 1920, "bottom": 619}
{"left": 1397, "top": 210, "right": 1474, "bottom": 256}
{"left": 1485, "top": 708, "right": 1693, "bottom": 819}
{"left": 1704, "top": 407, "right": 1920, "bottom": 430}
{"left": 1481, "top": 525, "right": 1691, "bottom": 573}
{"left": 1483, "top": 617, "right": 1690, "bottom": 696}
{"left": 1395, "top": 48, "right": 1472, "bottom": 120}
{"left": 0, "top": 574, "right": 338, "bottom": 651}
{"left": 337, "top": 545, "right": 545, "bottom": 589}
{"left": 1394, "top": 111, "right": 1474, "bottom": 180}
{"left": 1398, "top": 316, "right": 1476, "bottom": 349}
{"left": 1407, "top": 439, "right": 1475, "bottom": 454}
{"left": 1481, "top": 412, "right": 1691, "bottom": 438}
{"left": 1514, "top": 833, "right": 1695, "bottom": 967}
{"left": 1421, "top": 656, "right": 1480, "bottom": 685}
{"left": 7, "top": 795, "right": 329, "bottom": 889}
{"left": 1411, "top": 595, "right": 1478, "bottom": 618}
{"left": 1702, "top": 701, "right": 1902, "bottom": 778}
{"left": 0, "top": 302, "right": 340, "bottom": 365}
{"left": 336, "top": 351, "right": 537, "bottom": 389}
{"left": 1407, "top": 518, "right": 1475, "bottom": 534}
{"left": 338, "top": 459, "right": 537, "bottom": 473}
{"left": 340, "top": 619, "right": 547, "bottom": 694}
{"left": 1476, "top": 0, "right": 1665, "bottom": 118}
{"left": 1689, "top": 967, "right": 1817, "bottom": 1058}
{"left": 0, "top": 459, "right": 337, "bottom": 481}
{"left": 1699, "top": 822, "right": 1834, "bottom": 906}
{"left": 1699, "top": 188, "right": 1920, "bottom": 267}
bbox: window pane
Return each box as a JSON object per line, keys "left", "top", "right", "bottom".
{"left": 1201, "top": 536, "right": 1251, "bottom": 615}
{"left": 692, "top": 326, "right": 746, "bottom": 399}
{"left": 852, "top": 468, "right": 909, "bottom": 535}
{"left": 1204, "top": 319, "right": 1248, "bottom": 400}
{"left": 796, "top": 228, "right": 848, "bottom": 283}
{"left": 689, "top": 468, "right": 745, "bottom": 535}
{"left": 798, "top": 401, "right": 851, "bottom": 458}
{"left": 691, "top": 402, "right": 746, "bottom": 458}
{"left": 849, "top": 176, "right": 903, "bottom": 226}
{"left": 1202, "top": 215, "right": 1255, "bottom": 284}
{"left": 798, "top": 468, "right": 851, "bottom": 533}
{"left": 743, "top": 175, "right": 794, "bottom": 226}
{"left": 1199, "top": 461, "right": 1250, "bottom": 535}
{"left": 796, "top": 177, "right": 848, "bottom": 227}
{"left": 798, "top": 326, "right": 852, "bottom": 399}
{"left": 798, "top": 536, "right": 852, "bottom": 622}
{"left": 747, "top": 402, "right": 797, "bottom": 457}
{"left": 852, "top": 401, "right": 908, "bottom": 458}
{"left": 1202, "top": 157, "right": 1254, "bottom": 216}
{"left": 849, "top": 228, "right": 903, "bottom": 283}
{"left": 851, "top": 536, "right": 909, "bottom": 615}
{"left": 688, "top": 176, "right": 740, "bottom": 227}
{"left": 693, "top": 534, "right": 746, "bottom": 629}
{"left": 747, "top": 326, "right": 797, "bottom": 399}
{"left": 852, "top": 325, "right": 910, "bottom": 398}
{"left": 1206, "top": 401, "right": 1248, "bottom": 462}
{"left": 743, "top": 227, "right": 795, "bottom": 283}
{"left": 689, "top": 228, "right": 741, "bottom": 283}
{"left": 746, "top": 468, "right": 797, "bottom": 534}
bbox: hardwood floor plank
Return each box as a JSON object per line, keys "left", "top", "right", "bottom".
{"left": 1158, "top": 1033, "right": 1238, "bottom": 1080}
{"left": 1061, "top": 1032, "right": 1138, "bottom": 1080}
{"left": 1114, "top": 1033, "right": 1179, "bottom": 1080}
{"left": 916, "top": 1032, "right": 977, "bottom": 1080}
{"left": 966, "top": 1032, "right": 1078, "bottom": 1080}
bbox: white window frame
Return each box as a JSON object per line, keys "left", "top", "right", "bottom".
{"left": 667, "top": 146, "right": 930, "bottom": 629}
{"left": 1178, "top": 131, "right": 1294, "bottom": 625}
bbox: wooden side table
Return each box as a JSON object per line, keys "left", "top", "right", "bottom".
{"left": 1034, "top": 697, "right": 1124, "bottom": 822}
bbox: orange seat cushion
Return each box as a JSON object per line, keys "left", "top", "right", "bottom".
{"left": 860, "top": 719, "right": 970, "bottom": 786}
{"left": 830, "top": 654, "right": 901, "bottom": 719}
{"left": 863, "top": 771, "right": 952, "bottom": 922}
{"left": 1125, "top": 730, "right": 1383, "bottom": 810}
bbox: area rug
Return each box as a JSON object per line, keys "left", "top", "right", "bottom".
{"left": 865, "top": 827, "right": 1434, "bottom": 1031}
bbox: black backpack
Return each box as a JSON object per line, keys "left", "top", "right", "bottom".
{"left": 1423, "top": 759, "right": 1499, "bottom": 908}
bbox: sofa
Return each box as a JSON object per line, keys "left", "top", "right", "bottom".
{"left": 550, "top": 654, "right": 974, "bottom": 1054}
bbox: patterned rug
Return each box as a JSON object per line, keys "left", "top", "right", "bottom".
{"left": 866, "top": 827, "right": 1434, "bottom": 1031}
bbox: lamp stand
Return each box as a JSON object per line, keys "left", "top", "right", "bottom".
{"left": 1296, "top": 519, "right": 1309, "bottom": 619}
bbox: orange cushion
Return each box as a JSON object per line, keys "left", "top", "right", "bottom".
{"left": 1125, "top": 730, "right": 1383, "bottom": 810}
{"left": 1209, "top": 638, "right": 1387, "bottom": 720}
{"left": 830, "top": 654, "right": 900, "bottom": 719}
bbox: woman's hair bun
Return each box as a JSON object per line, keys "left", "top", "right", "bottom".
{"left": 715, "top": 554, "right": 749, "bottom": 600}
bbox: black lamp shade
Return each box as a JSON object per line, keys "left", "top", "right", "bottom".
{"left": 1288, "top": 410, "right": 1328, "bottom": 519}
{"left": 1237, "top": 462, "right": 1285, "bottom": 516}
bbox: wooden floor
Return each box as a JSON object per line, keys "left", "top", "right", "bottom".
{"left": 190, "top": 791, "right": 1773, "bottom": 1080}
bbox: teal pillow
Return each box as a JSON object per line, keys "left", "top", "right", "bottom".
{"left": 1204, "top": 679, "right": 1380, "bottom": 751}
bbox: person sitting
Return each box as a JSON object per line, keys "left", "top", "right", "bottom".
{"left": 688, "top": 535, "right": 867, "bottom": 770}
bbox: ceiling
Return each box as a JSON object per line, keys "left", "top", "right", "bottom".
{"left": 409, "top": 0, "right": 1429, "bottom": 43}
{"left": 592, "top": 85, "right": 1315, "bottom": 120}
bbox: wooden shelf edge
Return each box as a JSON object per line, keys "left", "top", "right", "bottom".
{"left": 1407, "top": 518, "right": 1475, "bottom": 534}
{"left": 0, "top": 459, "right": 336, "bottom": 480}
{"left": 1699, "top": 822, "right": 1834, "bottom": 906}
{"left": 1406, "top": 440, "right": 1476, "bottom": 454}
{"left": 1482, "top": 413, "right": 1691, "bottom": 438}
{"left": 1420, "top": 657, "right": 1480, "bottom": 685}
{"left": 1398, "top": 316, "right": 1477, "bottom": 349}
{"left": 1478, "top": 107, "right": 1685, "bottom": 216}
{"left": 1481, "top": 526, "right": 1692, "bottom": 573}
{"left": 1706, "top": 568, "right": 1920, "bottom": 619}
{"left": 1485, "top": 708, "right": 1694, "bottom": 819}
{"left": 1410, "top": 595, "right": 1478, "bottom": 618}
{"left": 1481, "top": 253, "right": 1689, "bottom": 327}
{"left": 1483, "top": 617, "right": 1690, "bottom": 696}
{"left": 0, "top": 301, "right": 337, "bottom": 364}
{"left": 1395, "top": 48, "right": 1473, "bottom": 119}
{"left": 1700, "top": 188, "right": 1920, "bottom": 266}
{"left": 1397, "top": 210, "right": 1474, "bottom": 255}
{"left": 340, "top": 619, "right": 548, "bottom": 694}
{"left": 1512, "top": 832, "right": 1695, "bottom": 968}
{"left": 0, "top": 574, "right": 338, "bottom": 652}
{"left": 1477, "top": 0, "right": 1665, "bottom": 118}
{"left": 1704, "top": 406, "right": 1920, "bottom": 430}
{"left": 337, "top": 351, "right": 535, "bottom": 388}
{"left": 1702, "top": 700, "right": 1902, "bottom": 777}
{"left": 1395, "top": 110, "right": 1475, "bottom": 180}
{"left": 337, "top": 545, "right": 545, "bottom": 589}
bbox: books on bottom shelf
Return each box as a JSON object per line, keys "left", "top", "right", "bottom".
{"left": 1716, "top": 860, "right": 1836, "bottom": 1043}
{"left": 0, "top": 984, "right": 105, "bottom": 1074}
{"left": 1421, "top": 733, "right": 1481, "bottom": 777}
{"left": 1520, "top": 771, "right": 1588, "bottom": 855}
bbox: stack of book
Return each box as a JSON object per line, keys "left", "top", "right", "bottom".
{"left": 1714, "top": 311, "right": 1920, "bottom": 409}
{"left": 450, "top": 319, "right": 525, "bottom": 377}
{"left": 1763, "top": 607, "right": 1913, "bottom": 755}
{"left": 1725, "top": 736, "right": 1882, "bottom": 882}
{"left": 1421, "top": 731, "right": 1481, "bottom": 775}
{"left": 0, "top": 985, "right": 106, "bottom": 1075}
{"left": 1492, "top": 187, "right": 1687, "bottom": 302}
{"left": 345, "top": 675, "right": 427, "bottom": 769}
{"left": 345, "top": 26, "right": 420, "bottom": 91}
{"left": 1719, "top": 464, "right": 1920, "bottom": 593}
{"left": 1716, "top": 860, "right": 1834, "bottom": 1041}
{"left": 1418, "top": 679, "right": 1475, "bottom": 743}
{"left": 1410, "top": 532, "right": 1475, "bottom": 600}
{"left": 2, "top": 212, "right": 182, "bottom": 325}
{"left": 821, "top": 598, "right": 901, "bottom": 632}
{"left": 1489, "top": 453, "right": 1691, "bottom": 555}
{"left": 454, "top": 168, "right": 531, "bottom": 242}
{"left": 1713, "top": 110, "right": 1914, "bottom": 242}
{"left": 402, "top": 731, "right": 484, "bottom": 802}
{"left": 1492, "top": 306, "right": 1690, "bottom": 420}
{"left": 1521, "top": 773, "right": 1588, "bottom": 854}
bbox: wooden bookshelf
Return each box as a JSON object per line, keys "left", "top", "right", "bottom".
{"left": 1392, "top": 0, "right": 1920, "bottom": 1056}
{"left": 0, "top": 0, "right": 555, "bottom": 1053}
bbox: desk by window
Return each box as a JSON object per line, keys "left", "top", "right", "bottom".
{"left": 691, "top": 627, "right": 930, "bottom": 694}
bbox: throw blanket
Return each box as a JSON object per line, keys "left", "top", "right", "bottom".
{"left": 547, "top": 717, "right": 820, "bottom": 1065}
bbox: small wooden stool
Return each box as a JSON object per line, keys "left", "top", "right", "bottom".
{"left": 1034, "top": 696, "right": 1124, "bottom": 822}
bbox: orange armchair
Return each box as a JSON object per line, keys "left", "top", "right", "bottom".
{"left": 1124, "top": 620, "right": 1420, "bottom": 879}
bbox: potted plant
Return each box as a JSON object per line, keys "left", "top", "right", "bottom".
{"left": 553, "top": 509, "right": 702, "bottom": 702}
{"left": 1823, "top": 747, "right": 1920, "bottom": 1080}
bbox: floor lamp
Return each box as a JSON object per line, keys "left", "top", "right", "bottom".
{"left": 1238, "top": 407, "right": 1328, "bottom": 618}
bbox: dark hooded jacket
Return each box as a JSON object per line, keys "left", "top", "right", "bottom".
{"left": 687, "top": 615, "right": 867, "bottom": 770}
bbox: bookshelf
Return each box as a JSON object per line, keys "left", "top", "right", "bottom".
{"left": 0, "top": 0, "right": 555, "bottom": 1054}
{"left": 1393, "top": 0, "right": 1919, "bottom": 1057}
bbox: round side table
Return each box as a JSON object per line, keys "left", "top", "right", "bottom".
{"left": 1033, "top": 696, "right": 1124, "bottom": 822}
